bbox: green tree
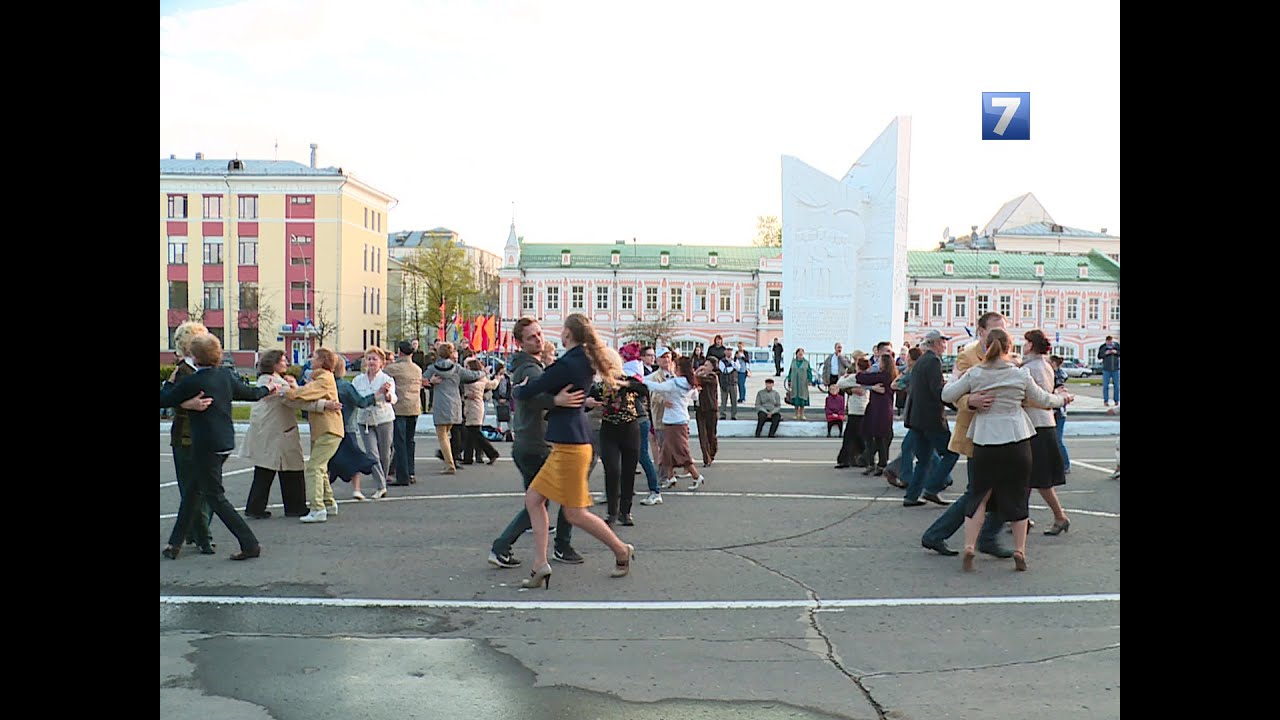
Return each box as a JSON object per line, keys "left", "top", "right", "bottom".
{"left": 622, "top": 311, "right": 681, "bottom": 347}
{"left": 402, "top": 237, "right": 479, "bottom": 333}
{"left": 752, "top": 215, "right": 782, "bottom": 248}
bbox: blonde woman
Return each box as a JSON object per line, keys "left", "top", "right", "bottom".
{"left": 512, "top": 314, "right": 635, "bottom": 589}
{"left": 941, "top": 329, "right": 1072, "bottom": 571}
{"left": 352, "top": 347, "right": 397, "bottom": 499}
{"left": 282, "top": 348, "right": 345, "bottom": 523}
{"left": 166, "top": 321, "right": 215, "bottom": 549}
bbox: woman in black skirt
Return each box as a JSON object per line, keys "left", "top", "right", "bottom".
{"left": 941, "top": 329, "right": 1072, "bottom": 572}
{"left": 1020, "top": 330, "right": 1071, "bottom": 536}
{"left": 857, "top": 353, "right": 898, "bottom": 475}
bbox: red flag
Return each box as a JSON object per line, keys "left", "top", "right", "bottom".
{"left": 437, "top": 298, "right": 447, "bottom": 341}
{"left": 484, "top": 315, "right": 497, "bottom": 352}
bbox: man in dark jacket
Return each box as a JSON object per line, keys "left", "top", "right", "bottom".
{"left": 772, "top": 338, "right": 784, "bottom": 376}
{"left": 901, "top": 330, "right": 960, "bottom": 508}
{"left": 1097, "top": 336, "right": 1120, "bottom": 406}
{"left": 488, "top": 318, "right": 585, "bottom": 568}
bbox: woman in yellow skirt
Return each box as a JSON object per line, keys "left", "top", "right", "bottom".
{"left": 512, "top": 314, "right": 635, "bottom": 588}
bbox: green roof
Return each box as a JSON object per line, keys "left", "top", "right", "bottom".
{"left": 907, "top": 249, "right": 1119, "bottom": 282}
{"left": 519, "top": 243, "right": 778, "bottom": 271}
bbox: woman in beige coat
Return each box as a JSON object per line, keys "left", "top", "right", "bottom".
{"left": 461, "top": 356, "right": 500, "bottom": 464}
{"left": 242, "top": 350, "right": 338, "bottom": 518}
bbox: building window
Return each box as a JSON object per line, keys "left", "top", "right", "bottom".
{"left": 1110, "top": 298, "right": 1120, "bottom": 322}
{"left": 522, "top": 286, "right": 535, "bottom": 312}
{"left": 238, "top": 195, "right": 258, "bottom": 220}
{"left": 290, "top": 256, "right": 312, "bottom": 266}
{"left": 290, "top": 195, "right": 313, "bottom": 205}
{"left": 240, "top": 326, "right": 258, "bottom": 351}
{"left": 168, "top": 194, "right": 188, "bottom": 219}
{"left": 169, "top": 280, "right": 188, "bottom": 309}
{"left": 768, "top": 289, "right": 782, "bottom": 313}
{"left": 943, "top": 262, "right": 954, "bottom": 276}
{"left": 1044, "top": 296, "right": 1057, "bottom": 320}
{"left": 596, "top": 286, "right": 610, "bottom": 310}
{"left": 203, "top": 238, "right": 224, "bottom": 265}
{"left": 660, "top": 253, "right": 670, "bottom": 267}
{"left": 1066, "top": 297, "right": 1079, "bottom": 320}
{"left": 290, "top": 233, "right": 312, "bottom": 244}
{"left": 709, "top": 254, "right": 718, "bottom": 267}
{"left": 669, "top": 287, "right": 683, "bottom": 312}
{"left": 291, "top": 302, "right": 307, "bottom": 311}
{"left": 1086, "top": 347, "right": 1098, "bottom": 365}
{"left": 376, "top": 249, "right": 381, "bottom": 273}
{"left": 291, "top": 281, "right": 310, "bottom": 292}
{"left": 363, "top": 329, "right": 368, "bottom": 348}
{"left": 745, "top": 292, "right": 756, "bottom": 313}
{"left": 167, "top": 237, "right": 188, "bottom": 265}
{"left": 953, "top": 295, "right": 967, "bottom": 319}
{"left": 1088, "top": 297, "right": 1101, "bottom": 321}
{"left": 620, "top": 287, "right": 634, "bottom": 310}
{"left": 976, "top": 294, "right": 990, "bottom": 315}
{"left": 930, "top": 294, "right": 944, "bottom": 318}
{"left": 571, "top": 285, "right": 585, "bottom": 310}
{"left": 364, "top": 209, "right": 369, "bottom": 229}
{"left": 208, "top": 326, "right": 224, "bottom": 345}
{"left": 203, "top": 282, "right": 224, "bottom": 310}
{"left": 202, "top": 195, "right": 223, "bottom": 219}
{"left": 1079, "top": 265, "right": 1089, "bottom": 279}
{"left": 376, "top": 288, "right": 381, "bottom": 315}
{"left": 546, "top": 286, "right": 560, "bottom": 311}
{"left": 364, "top": 245, "right": 368, "bottom": 271}
{"left": 998, "top": 295, "right": 1012, "bottom": 318}
{"left": 989, "top": 262, "right": 1000, "bottom": 276}
{"left": 168, "top": 326, "right": 178, "bottom": 350}
{"left": 561, "top": 252, "right": 571, "bottom": 266}
{"left": 238, "top": 237, "right": 257, "bottom": 265}
{"left": 1022, "top": 300, "right": 1035, "bottom": 321}
{"left": 363, "top": 287, "right": 368, "bottom": 314}
{"left": 1034, "top": 263, "right": 1045, "bottom": 277}
{"left": 1053, "top": 344, "right": 1077, "bottom": 360}
{"left": 239, "top": 282, "right": 258, "bottom": 310}
{"left": 719, "top": 291, "right": 732, "bottom": 312}
{"left": 909, "top": 293, "right": 921, "bottom": 319}
{"left": 695, "top": 288, "right": 708, "bottom": 311}
{"left": 645, "top": 287, "right": 659, "bottom": 312}
{"left": 610, "top": 252, "right": 620, "bottom": 266}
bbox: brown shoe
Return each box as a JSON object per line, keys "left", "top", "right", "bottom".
{"left": 230, "top": 546, "right": 262, "bottom": 561}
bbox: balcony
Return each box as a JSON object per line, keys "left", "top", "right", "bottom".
{"left": 767, "top": 310, "right": 783, "bottom": 320}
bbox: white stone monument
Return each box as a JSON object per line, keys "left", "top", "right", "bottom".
{"left": 782, "top": 117, "right": 911, "bottom": 359}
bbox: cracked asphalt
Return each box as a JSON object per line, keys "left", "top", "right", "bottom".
{"left": 160, "top": 433, "right": 1120, "bottom": 719}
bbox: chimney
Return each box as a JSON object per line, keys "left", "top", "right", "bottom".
{"left": 195, "top": 152, "right": 204, "bottom": 160}
{"left": 310, "top": 143, "right": 318, "bottom": 169}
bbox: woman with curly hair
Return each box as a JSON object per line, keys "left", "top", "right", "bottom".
{"left": 512, "top": 314, "right": 635, "bottom": 589}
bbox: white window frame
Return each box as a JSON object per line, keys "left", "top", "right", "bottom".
{"left": 909, "top": 293, "right": 921, "bottom": 318}
{"left": 168, "top": 194, "right": 188, "bottom": 219}
{"left": 645, "top": 287, "right": 659, "bottom": 312}
{"left": 203, "top": 282, "right": 224, "bottom": 310}
{"left": 596, "top": 285, "right": 610, "bottom": 311}
{"left": 167, "top": 236, "right": 188, "bottom": 264}
{"left": 202, "top": 237, "right": 224, "bottom": 265}
{"left": 976, "top": 294, "right": 990, "bottom": 315}
{"left": 1110, "top": 298, "right": 1120, "bottom": 322}
{"left": 1022, "top": 300, "right": 1035, "bottom": 320}
{"left": 620, "top": 286, "right": 634, "bottom": 310}
{"left": 571, "top": 285, "right": 585, "bottom": 310}
{"left": 238, "top": 237, "right": 257, "bottom": 265}
{"left": 202, "top": 194, "right": 223, "bottom": 219}
{"left": 998, "top": 295, "right": 1012, "bottom": 318}
{"left": 695, "top": 288, "right": 708, "bottom": 311}
{"left": 768, "top": 289, "right": 781, "bottom": 313}
{"left": 237, "top": 195, "right": 258, "bottom": 220}
{"left": 669, "top": 287, "right": 683, "bottom": 312}
{"left": 545, "top": 286, "right": 560, "bottom": 311}
{"left": 953, "top": 294, "right": 967, "bottom": 319}
{"left": 1044, "top": 296, "right": 1057, "bottom": 320}
{"left": 719, "top": 290, "right": 732, "bottom": 312}
{"left": 744, "top": 292, "right": 756, "bottom": 313}
{"left": 930, "top": 294, "right": 944, "bottom": 318}
{"left": 521, "top": 285, "right": 535, "bottom": 312}
{"left": 1066, "top": 297, "right": 1079, "bottom": 320}
{"left": 1088, "top": 297, "right": 1101, "bottom": 321}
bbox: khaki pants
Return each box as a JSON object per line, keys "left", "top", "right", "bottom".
{"left": 436, "top": 424, "right": 456, "bottom": 470}
{"left": 306, "top": 432, "right": 342, "bottom": 511}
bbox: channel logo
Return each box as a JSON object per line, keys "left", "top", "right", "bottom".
{"left": 982, "top": 92, "right": 1030, "bottom": 140}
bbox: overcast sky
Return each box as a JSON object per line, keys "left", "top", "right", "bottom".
{"left": 161, "top": 0, "right": 1119, "bottom": 256}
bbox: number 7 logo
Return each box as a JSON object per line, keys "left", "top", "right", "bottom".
{"left": 982, "top": 92, "right": 1030, "bottom": 140}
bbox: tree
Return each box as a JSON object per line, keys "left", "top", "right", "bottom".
{"left": 752, "top": 215, "right": 782, "bottom": 248}
{"left": 622, "top": 311, "right": 681, "bottom": 347}
{"left": 401, "top": 237, "right": 478, "bottom": 335}
{"left": 187, "top": 304, "right": 205, "bottom": 325}
{"left": 313, "top": 296, "right": 339, "bottom": 348}
{"left": 253, "top": 291, "right": 280, "bottom": 349}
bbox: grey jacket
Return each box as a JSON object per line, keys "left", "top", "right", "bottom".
{"left": 755, "top": 388, "right": 783, "bottom": 415}
{"left": 423, "top": 359, "right": 484, "bottom": 425}
{"left": 508, "top": 351, "right": 557, "bottom": 453}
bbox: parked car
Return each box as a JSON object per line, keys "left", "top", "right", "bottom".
{"left": 1089, "top": 360, "right": 1105, "bottom": 375}
{"left": 1061, "top": 359, "right": 1093, "bottom": 378}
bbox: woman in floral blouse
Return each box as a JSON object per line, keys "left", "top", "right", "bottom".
{"left": 589, "top": 348, "right": 651, "bottom": 526}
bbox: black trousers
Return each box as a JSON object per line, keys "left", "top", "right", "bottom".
{"left": 861, "top": 434, "right": 892, "bottom": 468}
{"left": 168, "top": 452, "right": 259, "bottom": 552}
{"left": 827, "top": 420, "right": 844, "bottom": 436}
{"left": 246, "top": 467, "right": 307, "bottom": 516}
{"left": 463, "top": 425, "right": 499, "bottom": 463}
{"left": 836, "top": 415, "right": 866, "bottom": 465}
{"left": 756, "top": 411, "right": 782, "bottom": 437}
{"left": 600, "top": 421, "right": 640, "bottom": 516}
{"left": 171, "top": 443, "right": 212, "bottom": 544}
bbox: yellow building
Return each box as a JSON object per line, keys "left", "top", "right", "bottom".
{"left": 160, "top": 151, "right": 396, "bottom": 366}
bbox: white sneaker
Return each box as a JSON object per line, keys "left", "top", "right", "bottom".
{"left": 639, "top": 492, "right": 663, "bottom": 506}
{"left": 372, "top": 489, "right": 388, "bottom": 499}
{"left": 300, "top": 509, "right": 328, "bottom": 523}
{"left": 689, "top": 474, "right": 706, "bottom": 490}
{"left": 674, "top": 470, "right": 692, "bottom": 479}
{"left": 351, "top": 491, "right": 367, "bottom": 501}
{"left": 660, "top": 477, "right": 678, "bottom": 489}
{"left": 325, "top": 502, "right": 338, "bottom": 517}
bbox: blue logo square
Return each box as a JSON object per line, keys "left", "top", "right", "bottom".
{"left": 982, "top": 92, "right": 1030, "bottom": 140}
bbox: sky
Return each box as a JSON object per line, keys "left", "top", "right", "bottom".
{"left": 160, "top": 0, "right": 1119, "bottom": 257}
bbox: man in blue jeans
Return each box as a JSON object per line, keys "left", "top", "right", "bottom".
{"left": 901, "top": 331, "right": 961, "bottom": 507}
{"left": 488, "top": 319, "right": 584, "bottom": 568}
{"left": 1097, "top": 336, "right": 1120, "bottom": 406}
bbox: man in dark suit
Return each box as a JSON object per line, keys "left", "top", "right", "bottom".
{"left": 159, "top": 334, "right": 273, "bottom": 560}
{"left": 901, "top": 330, "right": 960, "bottom": 508}
{"left": 772, "top": 338, "right": 784, "bottom": 376}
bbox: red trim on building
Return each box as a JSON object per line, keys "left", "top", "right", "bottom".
{"left": 204, "top": 310, "right": 225, "bottom": 327}
{"left": 167, "top": 221, "right": 188, "bottom": 236}
{"left": 168, "top": 264, "right": 188, "bottom": 281}
{"left": 286, "top": 222, "right": 314, "bottom": 243}
{"left": 202, "top": 221, "right": 223, "bottom": 237}
{"left": 167, "top": 309, "right": 190, "bottom": 327}
{"left": 237, "top": 265, "right": 259, "bottom": 282}
{"left": 203, "top": 265, "right": 224, "bottom": 282}
{"left": 237, "top": 222, "right": 259, "bottom": 237}
{"left": 286, "top": 195, "right": 316, "bottom": 219}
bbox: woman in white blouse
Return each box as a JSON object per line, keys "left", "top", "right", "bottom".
{"left": 941, "top": 329, "right": 1072, "bottom": 572}
{"left": 351, "top": 347, "right": 398, "bottom": 500}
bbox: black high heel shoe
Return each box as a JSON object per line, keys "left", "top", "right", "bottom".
{"left": 1043, "top": 519, "right": 1071, "bottom": 536}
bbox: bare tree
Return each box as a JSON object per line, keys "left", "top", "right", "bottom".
{"left": 253, "top": 291, "right": 280, "bottom": 349}
{"left": 187, "top": 304, "right": 205, "bottom": 325}
{"left": 313, "top": 296, "right": 339, "bottom": 348}
{"left": 622, "top": 311, "right": 681, "bottom": 347}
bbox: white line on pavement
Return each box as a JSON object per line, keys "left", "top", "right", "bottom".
{"left": 160, "top": 467, "right": 252, "bottom": 490}
{"left": 159, "top": 592, "right": 1119, "bottom": 611}
{"left": 160, "top": 490, "right": 1119, "bottom": 520}
{"left": 1070, "top": 461, "right": 1115, "bottom": 473}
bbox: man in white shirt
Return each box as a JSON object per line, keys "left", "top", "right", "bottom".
{"left": 825, "top": 342, "right": 852, "bottom": 386}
